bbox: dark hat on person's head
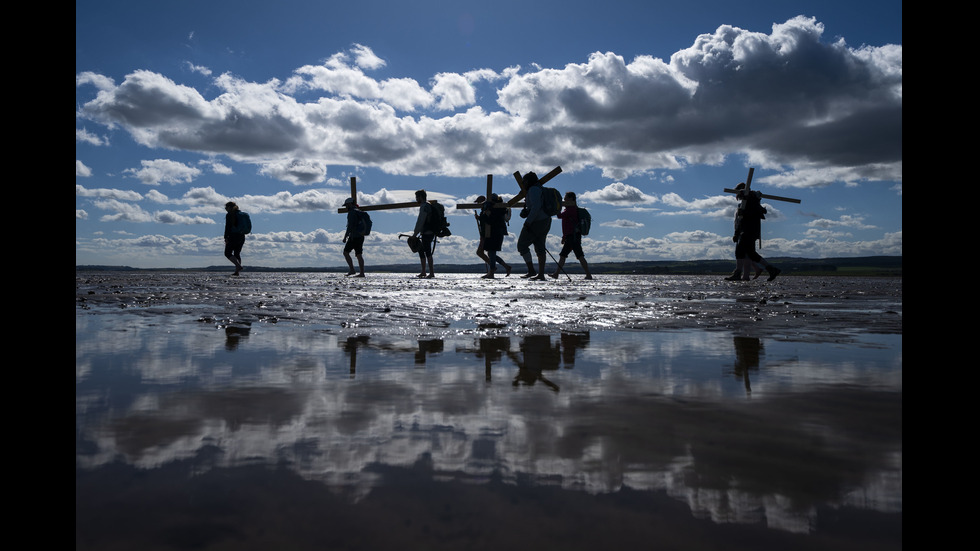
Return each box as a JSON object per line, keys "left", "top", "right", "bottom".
{"left": 476, "top": 195, "right": 486, "bottom": 203}
{"left": 490, "top": 193, "right": 501, "bottom": 202}
{"left": 734, "top": 182, "right": 746, "bottom": 190}
{"left": 343, "top": 197, "right": 356, "bottom": 206}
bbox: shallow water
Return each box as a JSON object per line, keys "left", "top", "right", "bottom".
{"left": 76, "top": 272, "right": 901, "bottom": 550}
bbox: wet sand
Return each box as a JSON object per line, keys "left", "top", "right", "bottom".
{"left": 76, "top": 272, "right": 902, "bottom": 550}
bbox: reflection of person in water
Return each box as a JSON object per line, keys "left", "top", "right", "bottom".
{"left": 224, "top": 325, "right": 251, "bottom": 350}
{"left": 511, "top": 334, "right": 561, "bottom": 391}
{"left": 475, "top": 336, "right": 511, "bottom": 381}
{"left": 731, "top": 336, "right": 763, "bottom": 394}
{"left": 559, "top": 331, "right": 590, "bottom": 368}
{"left": 341, "top": 335, "right": 371, "bottom": 377}
{"left": 415, "top": 339, "right": 444, "bottom": 364}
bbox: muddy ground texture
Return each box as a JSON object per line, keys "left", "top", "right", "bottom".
{"left": 76, "top": 271, "right": 902, "bottom": 343}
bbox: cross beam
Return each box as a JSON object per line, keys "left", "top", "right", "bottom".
{"left": 336, "top": 176, "right": 435, "bottom": 213}
{"left": 454, "top": 166, "right": 564, "bottom": 210}
{"left": 724, "top": 168, "right": 801, "bottom": 204}
{"left": 455, "top": 174, "right": 497, "bottom": 210}
{"left": 508, "top": 166, "right": 563, "bottom": 208}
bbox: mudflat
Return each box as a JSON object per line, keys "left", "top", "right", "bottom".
{"left": 77, "top": 272, "right": 902, "bottom": 550}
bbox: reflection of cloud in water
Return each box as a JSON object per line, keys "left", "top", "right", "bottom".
{"left": 76, "top": 311, "right": 901, "bottom": 534}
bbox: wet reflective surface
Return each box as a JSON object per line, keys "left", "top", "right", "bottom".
{"left": 76, "top": 272, "right": 901, "bottom": 550}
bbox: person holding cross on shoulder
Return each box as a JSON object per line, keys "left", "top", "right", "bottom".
{"left": 412, "top": 189, "right": 437, "bottom": 278}
{"left": 342, "top": 197, "right": 367, "bottom": 277}
{"left": 726, "top": 182, "right": 781, "bottom": 282}
{"left": 516, "top": 172, "right": 551, "bottom": 280}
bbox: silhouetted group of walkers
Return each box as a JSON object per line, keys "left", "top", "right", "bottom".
{"left": 221, "top": 173, "right": 778, "bottom": 283}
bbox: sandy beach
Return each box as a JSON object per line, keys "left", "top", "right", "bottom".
{"left": 76, "top": 271, "right": 902, "bottom": 550}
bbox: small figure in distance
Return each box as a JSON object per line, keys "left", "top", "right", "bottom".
{"left": 550, "top": 191, "right": 593, "bottom": 280}
{"left": 342, "top": 197, "right": 366, "bottom": 277}
{"left": 516, "top": 171, "right": 551, "bottom": 280}
{"left": 725, "top": 182, "right": 781, "bottom": 282}
{"left": 479, "top": 194, "right": 513, "bottom": 279}
{"left": 412, "top": 189, "right": 436, "bottom": 278}
{"left": 223, "top": 201, "right": 246, "bottom": 276}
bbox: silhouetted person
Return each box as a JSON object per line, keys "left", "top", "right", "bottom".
{"left": 476, "top": 336, "right": 511, "bottom": 381}
{"left": 341, "top": 335, "right": 371, "bottom": 377}
{"left": 412, "top": 189, "right": 436, "bottom": 278}
{"left": 223, "top": 201, "right": 246, "bottom": 276}
{"left": 224, "top": 325, "right": 250, "bottom": 350}
{"left": 560, "top": 331, "right": 590, "bottom": 368}
{"left": 551, "top": 191, "right": 593, "bottom": 280}
{"left": 479, "top": 194, "right": 513, "bottom": 278}
{"left": 516, "top": 172, "right": 551, "bottom": 280}
{"left": 511, "top": 334, "right": 560, "bottom": 391}
{"left": 725, "top": 182, "right": 780, "bottom": 281}
{"left": 732, "top": 336, "right": 763, "bottom": 394}
{"left": 415, "top": 338, "right": 444, "bottom": 364}
{"left": 342, "top": 197, "right": 367, "bottom": 277}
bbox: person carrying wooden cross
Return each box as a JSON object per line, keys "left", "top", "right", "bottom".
{"left": 515, "top": 172, "right": 551, "bottom": 280}
{"left": 341, "top": 197, "right": 367, "bottom": 277}
{"left": 726, "top": 182, "right": 781, "bottom": 282}
{"left": 412, "top": 189, "right": 437, "bottom": 278}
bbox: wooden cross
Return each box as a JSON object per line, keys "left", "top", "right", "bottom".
{"left": 724, "top": 168, "right": 801, "bottom": 204}
{"left": 454, "top": 166, "right": 565, "bottom": 211}
{"left": 454, "top": 174, "right": 498, "bottom": 210}
{"left": 336, "top": 176, "right": 437, "bottom": 213}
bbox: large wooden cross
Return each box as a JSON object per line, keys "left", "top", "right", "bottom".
{"left": 455, "top": 166, "right": 565, "bottom": 211}
{"left": 336, "top": 176, "right": 436, "bottom": 213}
{"left": 724, "top": 168, "right": 801, "bottom": 204}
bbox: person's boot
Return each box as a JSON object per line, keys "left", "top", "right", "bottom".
{"left": 766, "top": 266, "right": 781, "bottom": 281}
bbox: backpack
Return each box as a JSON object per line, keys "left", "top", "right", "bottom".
{"left": 356, "top": 210, "right": 372, "bottom": 236}
{"left": 237, "top": 211, "right": 252, "bottom": 234}
{"left": 427, "top": 201, "right": 452, "bottom": 237}
{"left": 577, "top": 207, "right": 591, "bottom": 236}
{"left": 541, "top": 187, "right": 562, "bottom": 217}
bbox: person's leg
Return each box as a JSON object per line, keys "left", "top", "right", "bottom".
{"left": 550, "top": 255, "right": 567, "bottom": 278}
{"left": 477, "top": 240, "right": 490, "bottom": 274}
{"left": 517, "top": 227, "right": 536, "bottom": 277}
{"left": 483, "top": 250, "right": 498, "bottom": 278}
{"left": 421, "top": 235, "right": 435, "bottom": 277}
{"left": 225, "top": 236, "right": 244, "bottom": 275}
{"left": 731, "top": 238, "right": 749, "bottom": 281}
{"left": 354, "top": 239, "right": 366, "bottom": 276}
{"left": 578, "top": 252, "right": 592, "bottom": 279}
{"left": 534, "top": 251, "right": 547, "bottom": 280}
{"left": 344, "top": 242, "right": 357, "bottom": 275}
{"left": 531, "top": 219, "right": 550, "bottom": 280}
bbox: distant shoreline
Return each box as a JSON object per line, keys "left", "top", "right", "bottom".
{"left": 77, "top": 256, "right": 902, "bottom": 277}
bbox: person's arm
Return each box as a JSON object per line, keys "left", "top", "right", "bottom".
{"left": 413, "top": 203, "right": 429, "bottom": 236}
{"left": 224, "top": 212, "right": 232, "bottom": 239}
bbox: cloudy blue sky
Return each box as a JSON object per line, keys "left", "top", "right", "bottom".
{"left": 76, "top": 0, "right": 902, "bottom": 269}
